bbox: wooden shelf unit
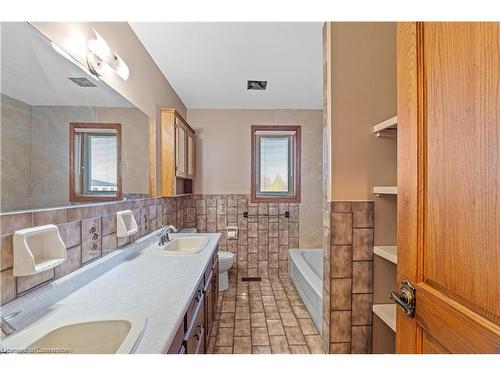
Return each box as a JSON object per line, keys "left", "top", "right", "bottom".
{"left": 160, "top": 109, "right": 196, "bottom": 197}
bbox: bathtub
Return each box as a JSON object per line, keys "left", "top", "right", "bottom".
{"left": 288, "top": 248, "right": 323, "bottom": 334}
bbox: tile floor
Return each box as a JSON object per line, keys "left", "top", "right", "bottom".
{"left": 207, "top": 271, "right": 324, "bottom": 354}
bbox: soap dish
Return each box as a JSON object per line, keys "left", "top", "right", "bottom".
{"left": 13, "top": 224, "right": 67, "bottom": 276}
{"left": 117, "top": 210, "right": 138, "bottom": 238}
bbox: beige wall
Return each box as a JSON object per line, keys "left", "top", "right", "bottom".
{"left": 329, "top": 22, "right": 397, "bottom": 245}
{"left": 187, "top": 109, "right": 323, "bottom": 248}
{"left": 331, "top": 22, "right": 397, "bottom": 200}
{"left": 30, "top": 22, "right": 187, "bottom": 194}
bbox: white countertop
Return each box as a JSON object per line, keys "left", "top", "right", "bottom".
{"left": 0, "top": 231, "right": 220, "bottom": 354}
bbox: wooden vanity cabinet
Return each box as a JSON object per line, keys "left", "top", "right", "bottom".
{"left": 167, "top": 250, "right": 219, "bottom": 354}
{"left": 160, "top": 109, "right": 196, "bottom": 197}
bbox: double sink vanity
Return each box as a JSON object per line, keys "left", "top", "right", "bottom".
{"left": 0, "top": 230, "right": 220, "bottom": 354}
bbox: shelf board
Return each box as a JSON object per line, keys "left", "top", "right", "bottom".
{"left": 373, "top": 304, "right": 396, "bottom": 332}
{"left": 373, "top": 116, "right": 397, "bottom": 136}
{"left": 374, "top": 246, "right": 397, "bottom": 264}
{"left": 373, "top": 186, "right": 398, "bottom": 195}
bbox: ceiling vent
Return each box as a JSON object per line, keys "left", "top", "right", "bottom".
{"left": 68, "top": 77, "right": 97, "bottom": 88}
{"left": 247, "top": 80, "right": 267, "bottom": 90}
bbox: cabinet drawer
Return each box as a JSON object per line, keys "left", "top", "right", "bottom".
{"left": 185, "top": 294, "right": 205, "bottom": 354}
{"left": 186, "top": 278, "right": 204, "bottom": 331}
{"left": 166, "top": 321, "right": 185, "bottom": 354}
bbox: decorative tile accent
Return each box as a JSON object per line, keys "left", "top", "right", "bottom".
{"left": 82, "top": 217, "right": 102, "bottom": 264}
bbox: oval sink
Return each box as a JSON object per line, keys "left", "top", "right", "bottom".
{"left": 1, "top": 316, "right": 147, "bottom": 354}
{"left": 162, "top": 236, "right": 209, "bottom": 254}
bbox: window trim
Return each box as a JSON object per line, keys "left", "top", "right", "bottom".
{"left": 69, "top": 122, "right": 122, "bottom": 203}
{"left": 250, "top": 125, "right": 301, "bottom": 203}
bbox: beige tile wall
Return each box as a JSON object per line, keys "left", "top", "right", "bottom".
{"left": 0, "top": 196, "right": 188, "bottom": 305}
{"left": 186, "top": 194, "right": 299, "bottom": 277}
{"left": 322, "top": 201, "right": 374, "bottom": 354}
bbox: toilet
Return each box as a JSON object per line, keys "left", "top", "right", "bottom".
{"left": 218, "top": 251, "right": 235, "bottom": 292}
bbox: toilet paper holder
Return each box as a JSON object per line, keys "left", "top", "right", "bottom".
{"left": 226, "top": 226, "right": 238, "bottom": 239}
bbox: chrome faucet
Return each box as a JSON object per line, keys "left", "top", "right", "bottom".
{"left": 1, "top": 310, "right": 21, "bottom": 337}
{"left": 158, "top": 225, "right": 177, "bottom": 246}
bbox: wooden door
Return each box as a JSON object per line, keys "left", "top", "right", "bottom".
{"left": 397, "top": 22, "right": 500, "bottom": 353}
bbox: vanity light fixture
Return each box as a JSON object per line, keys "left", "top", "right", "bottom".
{"left": 51, "top": 41, "right": 100, "bottom": 81}
{"left": 87, "top": 29, "right": 129, "bottom": 81}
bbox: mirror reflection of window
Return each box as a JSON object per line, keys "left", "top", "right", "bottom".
{"left": 70, "top": 123, "right": 122, "bottom": 202}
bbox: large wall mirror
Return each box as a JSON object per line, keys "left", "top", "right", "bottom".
{"left": 1, "top": 22, "right": 151, "bottom": 212}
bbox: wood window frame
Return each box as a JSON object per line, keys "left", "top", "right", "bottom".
{"left": 250, "top": 125, "right": 301, "bottom": 203}
{"left": 69, "top": 122, "right": 122, "bottom": 203}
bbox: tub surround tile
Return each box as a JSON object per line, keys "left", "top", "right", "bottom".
{"left": 331, "top": 278, "right": 352, "bottom": 310}
{"left": 324, "top": 201, "right": 374, "bottom": 353}
{"left": 190, "top": 194, "right": 299, "bottom": 277}
{"left": 351, "top": 326, "right": 372, "bottom": 354}
{"left": 352, "top": 294, "right": 373, "bottom": 326}
{"left": 330, "top": 311, "right": 351, "bottom": 343}
{"left": 330, "top": 342, "right": 351, "bottom": 354}
{"left": 331, "top": 246, "right": 352, "bottom": 277}
{"left": 331, "top": 212, "right": 352, "bottom": 245}
{"left": 352, "top": 228, "right": 374, "bottom": 261}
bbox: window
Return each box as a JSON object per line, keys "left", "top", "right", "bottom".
{"left": 70, "top": 123, "right": 122, "bottom": 202}
{"left": 251, "top": 125, "right": 301, "bottom": 203}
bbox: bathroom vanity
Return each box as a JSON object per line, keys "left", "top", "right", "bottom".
{"left": 0, "top": 231, "right": 221, "bottom": 354}
{"left": 167, "top": 249, "right": 219, "bottom": 354}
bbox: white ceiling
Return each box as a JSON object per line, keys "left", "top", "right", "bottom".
{"left": 0, "top": 22, "right": 133, "bottom": 108}
{"left": 130, "top": 22, "right": 323, "bottom": 109}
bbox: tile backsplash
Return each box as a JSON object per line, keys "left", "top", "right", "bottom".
{"left": 0, "top": 196, "right": 188, "bottom": 305}
{"left": 185, "top": 194, "right": 299, "bottom": 278}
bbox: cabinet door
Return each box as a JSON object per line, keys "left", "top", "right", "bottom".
{"left": 187, "top": 132, "right": 195, "bottom": 179}
{"left": 186, "top": 296, "right": 205, "bottom": 354}
{"left": 204, "top": 271, "right": 214, "bottom": 350}
{"left": 175, "top": 121, "right": 187, "bottom": 178}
